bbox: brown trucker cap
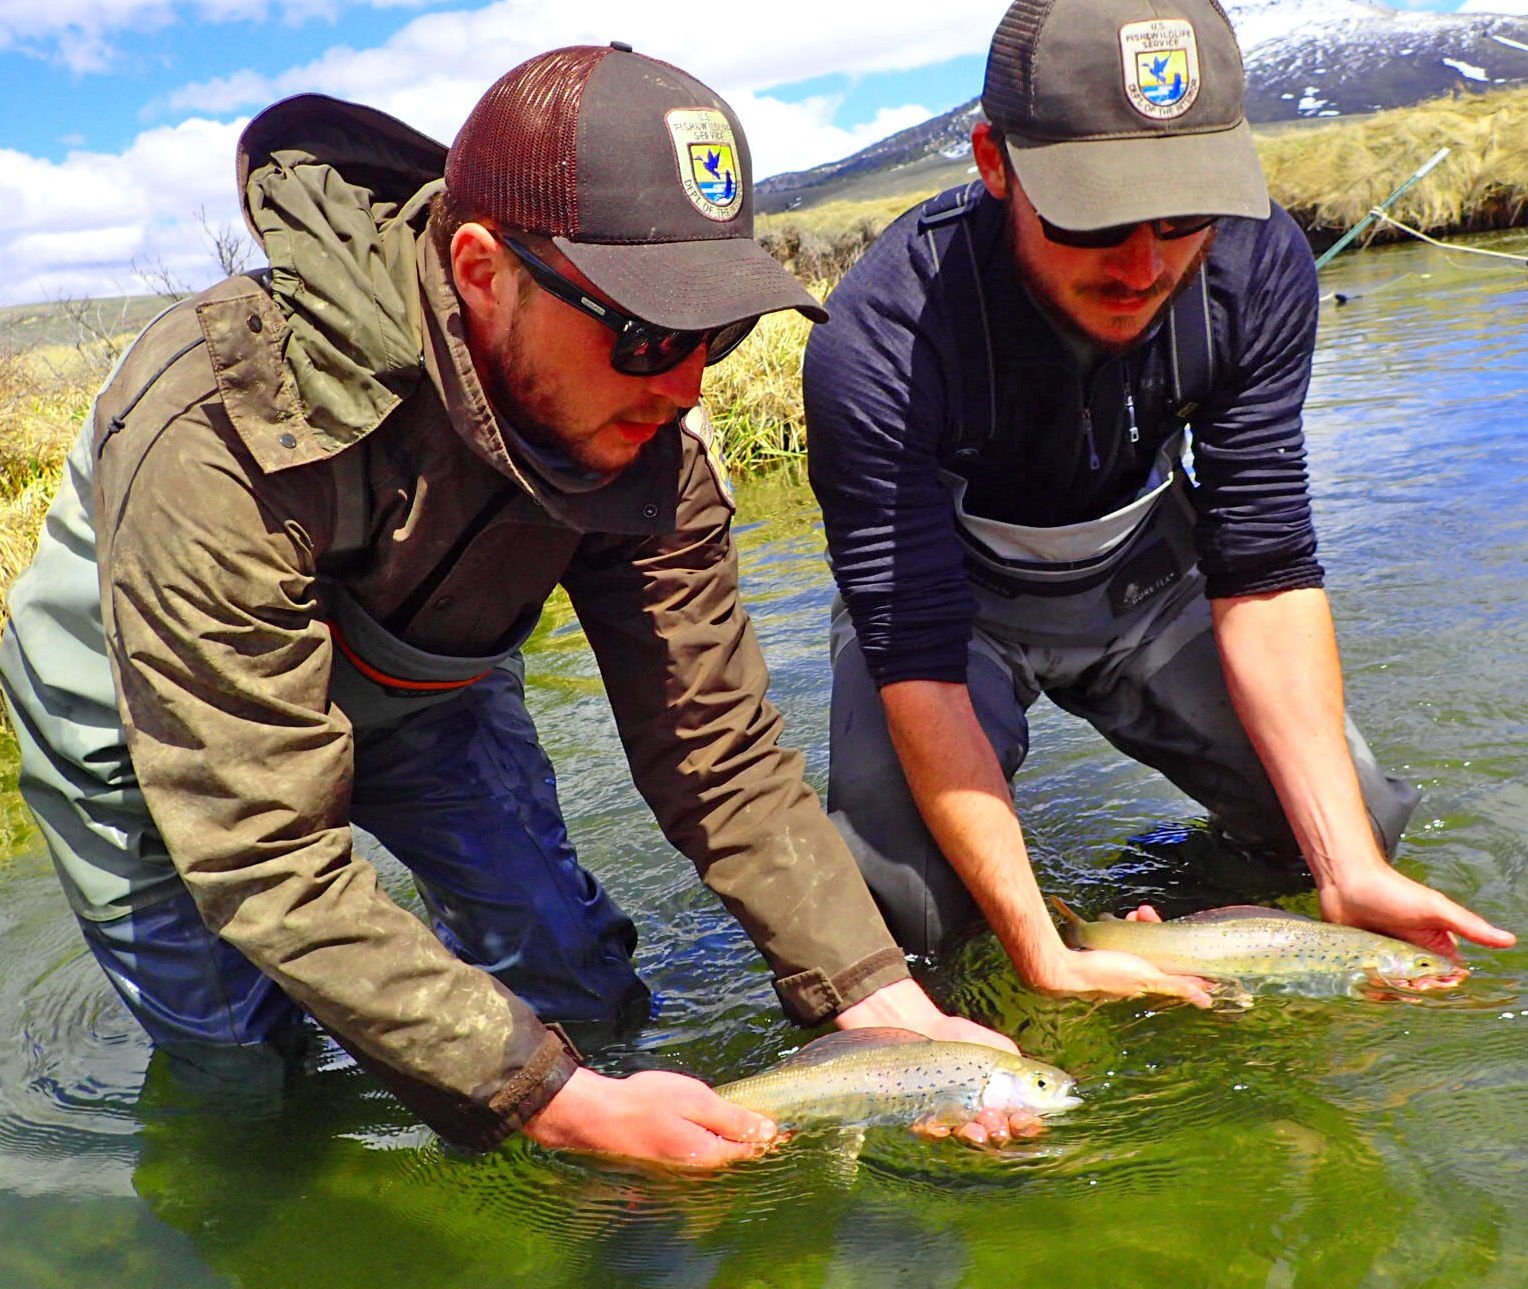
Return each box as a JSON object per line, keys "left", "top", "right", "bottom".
{"left": 446, "top": 42, "right": 826, "bottom": 329}
{"left": 982, "top": 0, "right": 1270, "bottom": 230}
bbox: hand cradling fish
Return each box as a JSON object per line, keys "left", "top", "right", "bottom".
{"left": 715, "top": 1027, "right": 1081, "bottom": 1135}
{"left": 1051, "top": 897, "right": 1466, "bottom": 996}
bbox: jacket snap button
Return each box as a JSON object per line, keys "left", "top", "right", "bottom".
{"left": 641, "top": 503, "right": 658, "bottom": 519}
{"left": 279, "top": 432, "right": 297, "bottom": 449}
{"left": 247, "top": 315, "right": 263, "bottom": 334}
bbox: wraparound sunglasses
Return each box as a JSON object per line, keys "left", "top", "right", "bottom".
{"left": 498, "top": 233, "right": 758, "bottom": 376}
{"left": 1038, "top": 213, "right": 1218, "bottom": 249}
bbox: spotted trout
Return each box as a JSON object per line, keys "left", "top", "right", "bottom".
{"left": 1051, "top": 897, "right": 1462, "bottom": 990}
{"left": 714, "top": 1027, "right": 1080, "bottom": 1129}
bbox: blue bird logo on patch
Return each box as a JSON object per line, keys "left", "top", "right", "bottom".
{"left": 1137, "top": 48, "right": 1190, "bottom": 106}
{"left": 702, "top": 149, "right": 737, "bottom": 201}
{"left": 689, "top": 142, "right": 740, "bottom": 211}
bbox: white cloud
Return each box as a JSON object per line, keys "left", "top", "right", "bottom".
{"left": 731, "top": 94, "right": 939, "bottom": 179}
{"left": 0, "top": 88, "right": 943, "bottom": 303}
{"left": 160, "top": 0, "right": 999, "bottom": 130}
{"left": 0, "top": 118, "right": 249, "bottom": 304}
{"left": 1459, "top": 0, "right": 1528, "bottom": 12}
{"left": 155, "top": 2, "right": 1000, "bottom": 182}
{"left": 1, "top": 2, "right": 1005, "bottom": 302}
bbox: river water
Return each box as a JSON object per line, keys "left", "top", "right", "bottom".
{"left": 0, "top": 236, "right": 1524, "bottom": 1288}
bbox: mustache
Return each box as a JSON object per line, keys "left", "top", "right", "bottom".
{"left": 621, "top": 402, "right": 686, "bottom": 425}
{"left": 1077, "top": 274, "right": 1175, "bottom": 304}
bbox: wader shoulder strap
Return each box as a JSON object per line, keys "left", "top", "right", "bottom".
{"left": 1165, "top": 266, "right": 1215, "bottom": 422}
{"left": 917, "top": 183, "right": 997, "bottom": 461}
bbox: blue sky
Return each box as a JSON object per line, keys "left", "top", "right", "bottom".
{"left": 0, "top": 0, "right": 1505, "bottom": 304}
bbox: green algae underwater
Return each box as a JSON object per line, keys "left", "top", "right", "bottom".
{"left": 0, "top": 235, "right": 1525, "bottom": 1289}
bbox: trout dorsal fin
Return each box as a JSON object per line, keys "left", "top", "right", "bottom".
{"left": 1173, "top": 904, "right": 1314, "bottom": 925}
{"left": 1050, "top": 895, "right": 1091, "bottom": 946}
{"left": 1049, "top": 895, "right": 1085, "bottom": 925}
{"left": 775, "top": 1027, "right": 928, "bottom": 1070}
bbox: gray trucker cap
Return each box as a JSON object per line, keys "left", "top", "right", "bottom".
{"left": 982, "top": 0, "right": 1271, "bottom": 230}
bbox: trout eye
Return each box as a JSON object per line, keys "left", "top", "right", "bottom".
{"left": 1036, "top": 1077, "right": 1047, "bottom": 1089}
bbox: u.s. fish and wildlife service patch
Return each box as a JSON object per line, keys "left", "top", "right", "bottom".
{"left": 666, "top": 109, "right": 742, "bottom": 222}
{"left": 681, "top": 404, "right": 734, "bottom": 509}
{"left": 1119, "top": 19, "right": 1201, "bottom": 120}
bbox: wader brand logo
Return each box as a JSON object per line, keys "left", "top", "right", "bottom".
{"left": 1119, "top": 20, "right": 1201, "bottom": 120}
{"left": 666, "top": 109, "right": 741, "bottom": 221}
{"left": 1108, "top": 540, "right": 1183, "bottom": 617}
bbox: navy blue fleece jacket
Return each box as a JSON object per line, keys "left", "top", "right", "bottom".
{"left": 804, "top": 185, "right": 1323, "bottom": 687}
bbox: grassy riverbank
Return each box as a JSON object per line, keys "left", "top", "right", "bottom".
{"left": 702, "top": 288, "right": 823, "bottom": 472}
{"left": 1260, "top": 85, "right": 1528, "bottom": 246}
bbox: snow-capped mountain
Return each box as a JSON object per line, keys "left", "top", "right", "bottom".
{"left": 1228, "top": 0, "right": 1528, "bottom": 119}
{"left": 757, "top": 0, "right": 1528, "bottom": 208}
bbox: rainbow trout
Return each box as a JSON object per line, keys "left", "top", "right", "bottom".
{"left": 1052, "top": 898, "right": 1461, "bottom": 990}
{"left": 715, "top": 1027, "right": 1080, "bottom": 1129}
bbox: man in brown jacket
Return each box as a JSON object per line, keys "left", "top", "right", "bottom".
{"left": 0, "top": 45, "right": 1020, "bottom": 1164}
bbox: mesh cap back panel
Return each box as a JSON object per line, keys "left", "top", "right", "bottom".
{"left": 446, "top": 46, "right": 609, "bottom": 236}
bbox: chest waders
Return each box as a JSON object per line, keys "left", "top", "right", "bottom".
{"left": 824, "top": 187, "right": 1419, "bottom": 955}
{"left": 0, "top": 350, "right": 648, "bottom": 1066}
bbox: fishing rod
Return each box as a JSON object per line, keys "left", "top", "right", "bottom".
{"left": 1313, "top": 146, "right": 1451, "bottom": 271}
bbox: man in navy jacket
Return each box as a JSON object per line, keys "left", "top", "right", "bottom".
{"left": 805, "top": 0, "right": 1513, "bottom": 999}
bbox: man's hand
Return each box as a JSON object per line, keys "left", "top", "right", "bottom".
{"left": 1319, "top": 863, "right": 1515, "bottom": 958}
{"left": 522, "top": 1066, "right": 777, "bottom": 1167}
{"left": 1030, "top": 944, "right": 1214, "bottom": 1009}
{"left": 833, "top": 977, "right": 1018, "bottom": 1052}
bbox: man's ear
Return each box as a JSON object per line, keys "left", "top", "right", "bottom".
{"left": 451, "top": 222, "right": 511, "bottom": 326}
{"left": 971, "top": 122, "right": 1009, "bottom": 201}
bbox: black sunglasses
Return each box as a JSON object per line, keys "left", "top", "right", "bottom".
{"left": 1037, "top": 214, "right": 1218, "bottom": 249}
{"left": 497, "top": 234, "right": 758, "bottom": 376}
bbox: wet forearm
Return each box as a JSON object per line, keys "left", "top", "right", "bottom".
{"left": 1211, "top": 587, "right": 1388, "bottom": 886}
{"left": 880, "top": 679, "right": 1067, "bottom": 978}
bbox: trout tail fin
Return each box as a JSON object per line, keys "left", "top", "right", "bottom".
{"left": 1050, "top": 895, "right": 1086, "bottom": 947}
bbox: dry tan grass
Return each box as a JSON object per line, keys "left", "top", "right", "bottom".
{"left": 1258, "top": 85, "right": 1528, "bottom": 239}
{"left": 0, "top": 346, "right": 96, "bottom": 622}
{"left": 759, "top": 194, "right": 921, "bottom": 237}
{"left": 702, "top": 286, "right": 825, "bottom": 471}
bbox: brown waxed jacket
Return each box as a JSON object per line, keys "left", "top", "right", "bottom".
{"left": 89, "top": 95, "right": 907, "bottom": 1148}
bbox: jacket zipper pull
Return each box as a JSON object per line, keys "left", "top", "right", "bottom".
{"left": 1082, "top": 406, "right": 1101, "bottom": 471}
{"left": 1125, "top": 384, "right": 1140, "bottom": 444}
